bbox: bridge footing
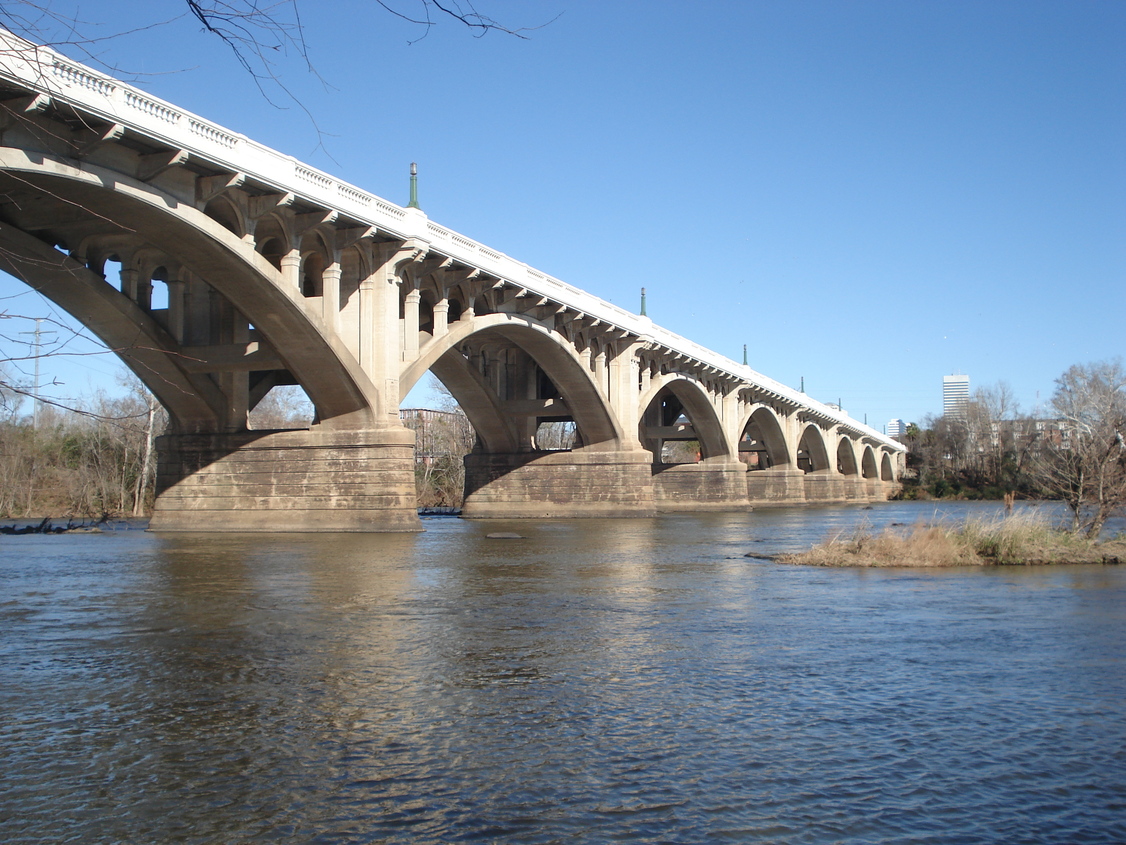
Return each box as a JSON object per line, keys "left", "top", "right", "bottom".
{"left": 461, "top": 450, "right": 658, "bottom": 518}
{"left": 150, "top": 427, "right": 422, "bottom": 532}
{"left": 746, "top": 467, "right": 806, "bottom": 503}
{"left": 652, "top": 460, "right": 751, "bottom": 512}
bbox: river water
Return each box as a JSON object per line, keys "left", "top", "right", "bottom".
{"left": 2, "top": 501, "right": 1124, "bottom": 844}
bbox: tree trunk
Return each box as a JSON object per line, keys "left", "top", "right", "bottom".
{"left": 133, "top": 400, "right": 156, "bottom": 517}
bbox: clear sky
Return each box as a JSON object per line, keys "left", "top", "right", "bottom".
{"left": 1, "top": 0, "right": 1122, "bottom": 431}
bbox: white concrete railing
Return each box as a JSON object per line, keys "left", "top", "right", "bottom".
{"left": 0, "top": 31, "right": 903, "bottom": 451}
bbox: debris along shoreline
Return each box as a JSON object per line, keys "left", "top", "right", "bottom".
{"left": 1, "top": 517, "right": 110, "bottom": 535}
{"left": 770, "top": 512, "right": 1125, "bottom": 567}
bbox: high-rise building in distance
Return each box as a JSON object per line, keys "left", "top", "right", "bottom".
{"left": 886, "top": 419, "right": 905, "bottom": 438}
{"left": 943, "top": 374, "right": 970, "bottom": 417}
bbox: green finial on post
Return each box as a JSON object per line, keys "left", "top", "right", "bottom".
{"left": 408, "top": 162, "right": 419, "bottom": 209}
{"left": 743, "top": 344, "right": 748, "bottom": 366}
{"left": 640, "top": 287, "right": 647, "bottom": 316}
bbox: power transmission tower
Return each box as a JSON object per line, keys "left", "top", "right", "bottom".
{"left": 19, "top": 318, "right": 55, "bottom": 429}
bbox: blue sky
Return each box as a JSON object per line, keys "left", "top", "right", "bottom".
{"left": 1, "top": 0, "right": 1122, "bottom": 431}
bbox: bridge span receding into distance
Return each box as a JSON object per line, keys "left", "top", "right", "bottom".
{"left": 0, "top": 31, "right": 906, "bottom": 531}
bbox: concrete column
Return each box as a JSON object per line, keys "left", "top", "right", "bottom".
{"left": 166, "top": 278, "right": 186, "bottom": 342}
{"left": 593, "top": 347, "right": 607, "bottom": 398}
{"left": 487, "top": 347, "right": 504, "bottom": 399}
{"left": 281, "top": 248, "right": 301, "bottom": 291}
{"left": 608, "top": 342, "right": 643, "bottom": 450}
{"left": 358, "top": 272, "right": 376, "bottom": 377}
{"left": 378, "top": 279, "right": 402, "bottom": 419}
{"left": 222, "top": 310, "right": 250, "bottom": 431}
{"left": 184, "top": 278, "right": 210, "bottom": 346}
{"left": 137, "top": 277, "right": 153, "bottom": 312}
{"left": 371, "top": 242, "right": 418, "bottom": 424}
{"left": 720, "top": 388, "right": 741, "bottom": 458}
{"left": 120, "top": 268, "right": 139, "bottom": 302}
{"left": 433, "top": 296, "right": 449, "bottom": 337}
{"left": 321, "top": 262, "right": 341, "bottom": 330}
{"left": 403, "top": 287, "right": 420, "bottom": 361}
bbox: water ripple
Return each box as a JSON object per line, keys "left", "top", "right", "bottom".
{"left": 1, "top": 503, "right": 1125, "bottom": 843}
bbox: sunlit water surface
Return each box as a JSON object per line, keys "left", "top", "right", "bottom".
{"left": 2, "top": 501, "right": 1125, "bottom": 844}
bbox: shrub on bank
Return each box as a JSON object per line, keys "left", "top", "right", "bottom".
{"left": 776, "top": 512, "right": 1125, "bottom": 567}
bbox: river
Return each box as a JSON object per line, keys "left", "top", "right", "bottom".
{"left": 2, "top": 501, "right": 1124, "bottom": 844}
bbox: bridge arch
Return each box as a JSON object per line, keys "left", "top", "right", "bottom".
{"left": 638, "top": 374, "right": 730, "bottom": 463}
{"left": 881, "top": 452, "right": 896, "bottom": 482}
{"left": 796, "top": 424, "right": 831, "bottom": 473}
{"left": 737, "top": 405, "right": 791, "bottom": 470}
{"left": 861, "top": 445, "right": 879, "bottom": 479}
{"left": 836, "top": 436, "right": 859, "bottom": 476}
{"left": 399, "top": 312, "right": 624, "bottom": 454}
{"left": 0, "top": 149, "right": 378, "bottom": 430}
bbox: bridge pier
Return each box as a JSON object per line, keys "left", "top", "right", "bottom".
{"left": 746, "top": 467, "right": 807, "bottom": 504}
{"left": 842, "top": 476, "right": 869, "bottom": 501}
{"left": 652, "top": 460, "right": 751, "bottom": 512}
{"left": 150, "top": 428, "right": 421, "bottom": 532}
{"left": 802, "top": 470, "right": 847, "bottom": 503}
{"left": 461, "top": 450, "right": 657, "bottom": 518}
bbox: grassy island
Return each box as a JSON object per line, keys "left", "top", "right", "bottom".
{"left": 775, "top": 513, "right": 1126, "bottom": 568}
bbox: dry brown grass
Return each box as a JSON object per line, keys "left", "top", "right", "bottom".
{"left": 776, "top": 512, "right": 1126, "bottom": 567}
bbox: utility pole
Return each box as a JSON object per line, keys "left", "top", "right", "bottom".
{"left": 19, "top": 318, "right": 55, "bottom": 429}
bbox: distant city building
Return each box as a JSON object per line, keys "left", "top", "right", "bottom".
{"left": 886, "top": 419, "right": 905, "bottom": 438}
{"left": 942, "top": 374, "right": 970, "bottom": 418}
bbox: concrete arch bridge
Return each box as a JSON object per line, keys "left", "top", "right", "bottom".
{"left": 0, "top": 34, "right": 905, "bottom": 531}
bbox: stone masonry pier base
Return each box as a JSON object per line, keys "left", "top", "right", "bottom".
{"left": 652, "top": 460, "right": 751, "bottom": 512}
{"left": 150, "top": 428, "right": 421, "bottom": 532}
{"left": 462, "top": 450, "right": 658, "bottom": 519}
{"left": 746, "top": 467, "right": 807, "bottom": 504}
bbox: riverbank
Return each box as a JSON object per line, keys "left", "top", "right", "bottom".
{"left": 774, "top": 512, "right": 1125, "bottom": 567}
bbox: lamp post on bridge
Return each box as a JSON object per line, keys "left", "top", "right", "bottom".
{"left": 408, "top": 162, "right": 420, "bottom": 209}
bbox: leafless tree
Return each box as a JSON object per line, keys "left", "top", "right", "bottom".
{"left": 0, "top": 1, "right": 548, "bottom": 108}
{"left": 248, "top": 384, "right": 314, "bottom": 429}
{"left": 1031, "top": 359, "right": 1126, "bottom": 538}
